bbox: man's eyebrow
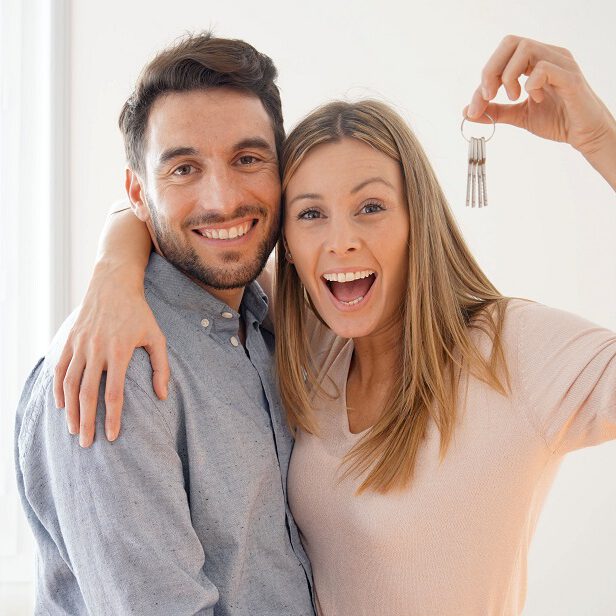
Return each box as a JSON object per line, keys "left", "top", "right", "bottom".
{"left": 350, "top": 176, "right": 395, "bottom": 194}
{"left": 233, "top": 137, "right": 276, "bottom": 155}
{"left": 158, "top": 146, "right": 199, "bottom": 167}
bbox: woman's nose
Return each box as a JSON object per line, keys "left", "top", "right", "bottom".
{"left": 325, "top": 219, "right": 361, "bottom": 255}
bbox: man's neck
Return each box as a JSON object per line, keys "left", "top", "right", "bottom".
{"left": 191, "top": 278, "right": 245, "bottom": 313}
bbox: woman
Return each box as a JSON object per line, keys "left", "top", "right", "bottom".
{"left": 55, "top": 37, "right": 616, "bottom": 614}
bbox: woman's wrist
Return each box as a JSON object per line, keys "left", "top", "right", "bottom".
{"left": 576, "top": 120, "right": 616, "bottom": 191}
{"left": 91, "top": 257, "right": 147, "bottom": 297}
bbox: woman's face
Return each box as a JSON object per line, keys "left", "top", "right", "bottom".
{"left": 284, "top": 138, "right": 410, "bottom": 339}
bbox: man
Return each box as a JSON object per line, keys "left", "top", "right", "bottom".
{"left": 15, "top": 33, "right": 314, "bottom": 615}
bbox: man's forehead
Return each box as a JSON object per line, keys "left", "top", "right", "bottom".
{"left": 146, "top": 88, "right": 275, "bottom": 152}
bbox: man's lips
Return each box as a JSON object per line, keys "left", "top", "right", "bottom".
{"left": 192, "top": 218, "right": 257, "bottom": 242}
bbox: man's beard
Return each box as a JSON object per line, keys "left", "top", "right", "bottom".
{"left": 147, "top": 197, "right": 280, "bottom": 290}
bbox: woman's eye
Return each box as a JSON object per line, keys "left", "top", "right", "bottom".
{"left": 297, "top": 208, "right": 322, "bottom": 220}
{"left": 173, "top": 164, "right": 194, "bottom": 176}
{"left": 360, "top": 202, "right": 385, "bottom": 214}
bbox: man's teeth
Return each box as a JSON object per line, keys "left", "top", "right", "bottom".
{"left": 322, "top": 270, "right": 374, "bottom": 283}
{"left": 199, "top": 221, "right": 252, "bottom": 240}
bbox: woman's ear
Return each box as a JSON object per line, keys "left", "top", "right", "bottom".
{"left": 282, "top": 236, "right": 294, "bottom": 263}
{"left": 125, "top": 167, "right": 150, "bottom": 223}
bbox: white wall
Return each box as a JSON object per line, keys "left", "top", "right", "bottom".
{"left": 23, "top": 0, "right": 616, "bottom": 613}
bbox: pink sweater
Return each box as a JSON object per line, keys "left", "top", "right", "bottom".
{"left": 288, "top": 300, "right": 616, "bottom": 615}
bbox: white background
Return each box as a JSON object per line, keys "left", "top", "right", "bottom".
{"left": 3, "top": 0, "right": 615, "bottom": 613}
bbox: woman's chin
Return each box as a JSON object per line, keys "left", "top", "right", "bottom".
{"left": 319, "top": 310, "right": 380, "bottom": 340}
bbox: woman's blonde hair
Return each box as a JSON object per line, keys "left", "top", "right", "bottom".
{"left": 275, "top": 99, "right": 509, "bottom": 493}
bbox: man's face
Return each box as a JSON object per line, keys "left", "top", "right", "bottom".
{"left": 130, "top": 88, "right": 281, "bottom": 290}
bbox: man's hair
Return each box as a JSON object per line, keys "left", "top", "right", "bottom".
{"left": 119, "top": 32, "right": 284, "bottom": 173}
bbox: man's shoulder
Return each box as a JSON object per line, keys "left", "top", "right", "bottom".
{"left": 16, "top": 309, "right": 177, "bottom": 464}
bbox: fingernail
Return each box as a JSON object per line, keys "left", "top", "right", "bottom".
{"left": 162, "top": 385, "right": 168, "bottom": 400}
{"left": 481, "top": 86, "right": 490, "bottom": 100}
{"left": 468, "top": 103, "right": 479, "bottom": 118}
{"left": 79, "top": 435, "right": 88, "bottom": 448}
{"left": 106, "top": 425, "right": 118, "bottom": 442}
{"left": 68, "top": 425, "right": 78, "bottom": 435}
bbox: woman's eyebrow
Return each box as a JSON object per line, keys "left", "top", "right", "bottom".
{"left": 287, "top": 177, "right": 396, "bottom": 207}
{"left": 350, "top": 176, "right": 395, "bottom": 194}
{"left": 287, "top": 192, "right": 322, "bottom": 207}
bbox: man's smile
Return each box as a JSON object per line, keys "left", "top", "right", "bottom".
{"left": 192, "top": 218, "right": 258, "bottom": 243}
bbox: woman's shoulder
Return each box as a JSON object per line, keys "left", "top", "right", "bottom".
{"left": 500, "top": 298, "right": 613, "bottom": 346}
{"left": 466, "top": 297, "right": 616, "bottom": 382}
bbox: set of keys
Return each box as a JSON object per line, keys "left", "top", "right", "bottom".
{"left": 461, "top": 113, "right": 495, "bottom": 208}
{"left": 466, "top": 137, "right": 488, "bottom": 207}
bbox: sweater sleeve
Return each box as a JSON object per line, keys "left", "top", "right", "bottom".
{"left": 515, "top": 301, "right": 616, "bottom": 454}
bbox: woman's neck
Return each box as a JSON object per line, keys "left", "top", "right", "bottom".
{"left": 345, "top": 317, "right": 403, "bottom": 433}
{"left": 350, "top": 316, "right": 403, "bottom": 386}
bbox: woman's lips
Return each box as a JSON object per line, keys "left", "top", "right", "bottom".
{"left": 322, "top": 272, "right": 377, "bottom": 311}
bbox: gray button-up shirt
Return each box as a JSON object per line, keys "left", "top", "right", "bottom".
{"left": 15, "top": 253, "right": 314, "bottom": 616}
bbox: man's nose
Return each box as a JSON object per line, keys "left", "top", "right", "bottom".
{"left": 325, "top": 217, "right": 361, "bottom": 255}
{"left": 199, "top": 164, "right": 241, "bottom": 214}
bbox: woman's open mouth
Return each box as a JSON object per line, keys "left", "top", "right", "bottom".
{"left": 322, "top": 269, "right": 377, "bottom": 310}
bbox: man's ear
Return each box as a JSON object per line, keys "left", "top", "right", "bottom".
{"left": 125, "top": 167, "right": 150, "bottom": 223}
{"left": 125, "top": 166, "right": 164, "bottom": 257}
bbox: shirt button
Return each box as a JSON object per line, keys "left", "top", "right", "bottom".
{"left": 221, "top": 311, "right": 234, "bottom": 319}
{"left": 230, "top": 336, "right": 239, "bottom": 347}
{"left": 200, "top": 318, "right": 210, "bottom": 328}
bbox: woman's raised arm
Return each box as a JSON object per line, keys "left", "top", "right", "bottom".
{"left": 464, "top": 35, "right": 616, "bottom": 190}
{"left": 53, "top": 205, "right": 169, "bottom": 447}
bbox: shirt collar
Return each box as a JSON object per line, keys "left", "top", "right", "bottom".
{"left": 144, "top": 252, "right": 269, "bottom": 326}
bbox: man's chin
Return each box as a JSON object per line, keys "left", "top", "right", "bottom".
{"left": 176, "top": 258, "right": 267, "bottom": 291}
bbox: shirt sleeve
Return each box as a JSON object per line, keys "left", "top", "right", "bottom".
{"left": 17, "top": 366, "right": 219, "bottom": 615}
{"left": 515, "top": 301, "right": 616, "bottom": 454}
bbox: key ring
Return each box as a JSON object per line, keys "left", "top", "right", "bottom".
{"left": 460, "top": 113, "right": 496, "bottom": 143}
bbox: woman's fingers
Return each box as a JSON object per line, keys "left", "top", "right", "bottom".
{"left": 524, "top": 60, "right": 579, "bottom": 100}
{"left": 78, "top": 359, "right": 105, "bottom": 448}
{"left": 480, "top": 35, "right": 575, "bottom": 102}
{"left": 145, "top": 331, "right": 169, "bottom": 402}
{"left": 53, "top": 341, "right": 74, "bottom": 409}
{"left": 103, "top": 349, "right": 132, "bottom": 442}
{"left": 463, "top": 101, "right": 527, "bottom": 130}
{"left": 502, "top": 42, "right": 576, "bottom": 101}
{"left": 485, "top": 37, "right": 573, "bottom": 100}
{"left": 466, "top": 89, "right": 490, "bottom": 120}
{"left": 63, "top": 353, "right": 87, "bottom": 435}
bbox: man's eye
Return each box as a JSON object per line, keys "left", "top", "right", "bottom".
{"left": 238, "top": 155, "right": 259, "bottom": 165}
{"left": 360, "top": 202, "right": 385, "bottom": 214}
{"left": 297, "top": 209, "right": 321, "bottom": 220}
{"left": 173, "top": 164, "right": 194, "bottom": 176}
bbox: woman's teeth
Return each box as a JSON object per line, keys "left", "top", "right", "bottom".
{"left": 199, "top": 220, "right": 252, "bottom": 240}
{"left": 322, "top": 270, "right": 374, "bottom": 283}
{"left": 340, "top": 295, "right": 364, "bottom": 306}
